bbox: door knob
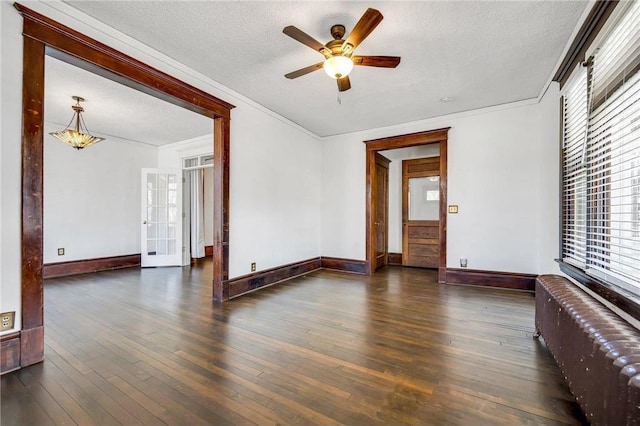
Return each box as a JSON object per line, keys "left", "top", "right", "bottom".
{"left": 143, "top": 220, "right": 148, "bottom": 224}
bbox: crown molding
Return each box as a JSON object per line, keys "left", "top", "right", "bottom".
{"left": 25, "top": 1, "right": 321, "bottom": 141}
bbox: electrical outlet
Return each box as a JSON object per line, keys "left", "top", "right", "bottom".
{"left": 57, "top": 247, "right": 65, "bottom": 256}
{"left": 251, "top": 262, "right": 256, "bottom": 272}
{"left": 0, "top": 311, "right": 15, "bottom": 331}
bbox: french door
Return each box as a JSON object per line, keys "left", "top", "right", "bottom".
{"left": 141, "top": 168, "right": 183, "bottom": 267}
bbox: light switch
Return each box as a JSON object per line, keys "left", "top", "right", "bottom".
{"left": 448, "top": 205, "right": 459, "bottom": 214}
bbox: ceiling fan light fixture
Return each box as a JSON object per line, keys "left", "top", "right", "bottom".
{"left": 49, "top": 96, "right": 105, "bottom": 150}
{"left": 323, "top": 55, "right": 354, "bottom": 79}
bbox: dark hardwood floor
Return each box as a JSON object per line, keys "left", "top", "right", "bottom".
{"left": 1, "top": 260, "right": 584, "bottom": 425}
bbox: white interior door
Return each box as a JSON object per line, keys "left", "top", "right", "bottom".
{"left": 141, "top": 168, "right": 183, "bottom": 267}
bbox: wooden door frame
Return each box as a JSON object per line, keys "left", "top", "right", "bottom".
{"left": 364, "top": 128, "right": 450, "bottom": 282}
{"left": 402, "top": 157, "right": 440, "bottom": 267}
{"left": 372, "top": 153, "right": 391, "bottom": 270}
{"left": 15, "top": 3, "right": 234, "bottom": 369}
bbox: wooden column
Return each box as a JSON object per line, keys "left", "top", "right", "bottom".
{"left": 21, "top": 36, "right": 45, "bottom": 367}
{"left": 213, "top": 117, "right": 230, "bottom": 302}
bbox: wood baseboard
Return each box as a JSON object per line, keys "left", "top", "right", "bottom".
{"left": 229, "top": 258, "right": 321, "bottom": 298}
{"left": 43, "top": 254, "right": 141, "bottom": 279}
{"left": 228, "top": 256, "right": 371, "bottom": 298}
{"left": 320, "top": 257, "right": 368, "bottom": 274}
{"left": 446, "top": 268, "right": 536, "bottom": 291}
{"left": 205, "top": 245, "right": 213, "bottom": 256}
{"left": 20, "top": 326, "right": 44, "bottom": 367}
{"left": 388, "top": 253, "right": 402, "bottom": 265}
{"left": 1, "top": 332, "right": 21, "bottom": 375}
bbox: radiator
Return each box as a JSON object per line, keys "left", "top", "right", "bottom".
{"left": 535, "top": 275, "right": 640, "bottom": 425}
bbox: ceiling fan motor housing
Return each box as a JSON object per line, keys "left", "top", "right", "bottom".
{"left": 330, "top": 24, "right": 346, "bottom": 40}
{"left": 326, "top": 39, "right": 349, "bottom": 57}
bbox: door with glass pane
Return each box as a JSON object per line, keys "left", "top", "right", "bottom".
{"left": 402, "top": 157, "right": 440, "bottom": 268}
{"left": 141, "top": 169, "right": 183, "bottom": 267}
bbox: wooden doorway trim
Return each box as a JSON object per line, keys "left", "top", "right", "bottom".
{"left": 372, "top": 153, "right": 391, "bottom": 271}
{"left": 16, "top": 3, "right": 234, "bottom": 368}
{"left": 402, "top": 157, "right": 441, "bottom": 268}
{"left": 364, "top": 128, "right": 450, "bottom": 282}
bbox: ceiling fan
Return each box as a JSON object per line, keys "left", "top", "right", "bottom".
{"left": 283, "top": 8, "right": 401, "bottom": 92}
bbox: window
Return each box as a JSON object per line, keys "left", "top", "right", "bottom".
{"left": 561, "top": 1, "right": 640, "bottom": 299}
{"left": 183, "top": 153, "right": 213, "bottom": 169}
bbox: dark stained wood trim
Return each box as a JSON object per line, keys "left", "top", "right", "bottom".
{"left": 365, "top": 150, "right": 374, "bottom": 276}
{"left": 558, "top": 260, "right": 640, "bottom": 321}
{"left": 14, "top": 4, "right": 234, "bottom": 118}
{"left": 20, "top": 326, "right": 44, "bottom": 367}
{"left": 43, "top": 254, "right": 141, "bottom": 279}
{"left": 439, "top": 139, "right": 448, "bottom": 283}
{"left": 446, "top": 268, "right": 536, "bottom": 291}
{"left": 320, "top": 257, "right": 367, "bottom": 274}
{"left": 213, "top": 116, "right": 230, "bottom": 302}
{"left": 388, "top": 253, "right": 402, "bottom": 265}
{"left": 372, "top": 153, "right": 390, "bottom": 270}
{"left": 553, "top": 1, "right": 618, "bottom": 88}
{"left": 21, "top": 35, "right": 45, "bottom": 372}
{"left": 228, "top": 258, "right": 321, "bottom": 299}
{"left": 364, "top": 128, "right": 450, "bottom": 281}
{"left": 1, "top": 332, "right": 21, "bottom": 375}
{"left": 364, "top": 128, "right": 450, "bottom": 151}
{"left": 204, "top": 245, "right": 214, "bottom": 257}
{"left": 15, "top": 3, "right": 234, "bottom": 369}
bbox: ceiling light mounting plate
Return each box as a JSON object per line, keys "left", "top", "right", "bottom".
{"left": 330, "top": 24, "right": 346, "bottom": 40}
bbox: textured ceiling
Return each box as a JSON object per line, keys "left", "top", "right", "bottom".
{"left": 60, "top": 1, "right": 589, "bottom": 138}
{"left": 45, "top": 56, "right": 213, "bottom": 146}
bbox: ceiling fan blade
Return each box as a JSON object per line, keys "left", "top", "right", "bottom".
{"left": 283, "top": 26, "right": 325, "bottom": 53}
{"left": 285, "top": 62, "right": 324, "bottom": 79}
{"left": 352, "top": 55, "right": 401, "bottom": 68}
{"left": 337, "top": 76, "right": 351, "bottom": 92}
{"left": 343, "top": 8, "right": 384, "bottom": 51}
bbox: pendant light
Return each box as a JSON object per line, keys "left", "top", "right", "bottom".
{"left": 49, "top": 96, "right": 105, "bottom": 150}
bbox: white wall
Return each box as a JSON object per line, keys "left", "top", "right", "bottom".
{"left": 321, "top": 87, "right": 562, "bottom": 275}
{"left": 229, "top": 104, "right": 321, "bottom": 277}
{"left": 160, "top": 115, "right": 322, "bottom": 278}
{"left": 157, "top": 135, "right": 213, "bottom": 169}
{"left": 535, "top": 85, "right": 562, "bottom": 274}
{"left": 1, "top": 1, "right": 24, "bottom": 333}
{"left": 2, "top": 1, "right": 321, "bottom": 295}
{"left": 1, "top": 0, "right": 562, "bottom": 338}
{"left": 43, "top": 123, "right": 158, "bottom": 263}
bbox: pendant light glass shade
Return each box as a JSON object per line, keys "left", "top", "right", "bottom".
{"left": 49, "top": 96, "right": 105, "bottom": 150}
{"left": 323, "top": 56, "right": 354, "bottom": 79}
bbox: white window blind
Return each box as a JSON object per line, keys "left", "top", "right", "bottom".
{"left": 562, "top": 0, "right": 640, "bottom": 295}
{"left": 562, "top": 66, "right": 589, "bottom": 267}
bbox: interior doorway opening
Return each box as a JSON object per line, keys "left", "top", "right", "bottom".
{"left": 182, "top": 154, "right": 215, "bottom": 265}
{"left": 16, "top": 3, "right": 234, "bottom": 370}
{"left": 364, "top": 128, "right": 450, "bottom": 282}
{"left": 401, "top": 156, "right": 441, "bottom": 269}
